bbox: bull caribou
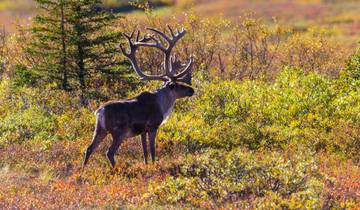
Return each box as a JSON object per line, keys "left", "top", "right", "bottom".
{"left": 83, "top": 26, "right": 194, "bottom": 168}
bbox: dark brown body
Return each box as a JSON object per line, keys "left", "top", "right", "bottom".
{"left": 103, "top": 92, "right": 163, "bottom": 136}
{"left": 83, "top": 82, "right": 194, "bottom": 168}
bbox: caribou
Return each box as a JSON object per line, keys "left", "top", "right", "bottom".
{"left": 83, "top": 26, "right": 194, "bottom": 168}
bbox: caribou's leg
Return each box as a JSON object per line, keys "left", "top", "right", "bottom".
{"left": 107, "top": 131, "right": 125, "bottom": 168}
{"left": 141, "top": 133, "right": 148, "bottom": 164}
{"left": 83, "top": 126, "right": 107, "bottom": 168}
{"left": 149, "top": 129, "right": 158, "bottom": 163}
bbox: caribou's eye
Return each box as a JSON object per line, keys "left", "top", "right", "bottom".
{"left": 169, "top": 83, "right": 176, "bottom": 89}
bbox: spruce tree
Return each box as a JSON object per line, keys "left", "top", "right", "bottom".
{"left": 29, "top": 0, "right": 70, "bottom": 90}
{"left": 28, "top": 0, "right": 135, "bottom": 104}
{"left": 66, "top": 0, "right": 125, "bottom": 104}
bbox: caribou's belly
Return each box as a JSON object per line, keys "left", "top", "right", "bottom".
{"left": 129, "top": 123, "right": 146, "bottom": 136}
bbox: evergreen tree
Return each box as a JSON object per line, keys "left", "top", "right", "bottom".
{"left": 29, "top": 0, "right": 70, "bottom": 90}
{"left": 66, "top": 0, "right": 125, "bottom": 104}
{"left": 28, "top": 0, "right": 136, "bottom": 104}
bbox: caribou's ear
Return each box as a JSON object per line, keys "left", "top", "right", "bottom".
{"left": 179, "top": 72, "right": 192, "bottom": 85}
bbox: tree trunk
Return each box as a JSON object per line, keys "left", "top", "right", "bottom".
{"left": 74, "top": 4, "right": 88, "bottom": 106}
{"left": 60, "top": 0, "right": 69, "bottom": 90}
{"left": 0, "top": 26, "right": 5, "bottom": 75}
{"left": 77, "top": 43, "right": 87, "bottom": 106}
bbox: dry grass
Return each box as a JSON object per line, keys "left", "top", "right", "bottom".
{"left": 0, "top": 137, "right": 182, "bottom": 208}
{"left": 0, "top": 137, "right": 358, "bottom": 208}
{"left": 0, "top": 0, "right": 35, "bottom": 33}
{"left": 183, "top": 0, "right": 360, "bottom": 45}
{"left": 1, "top": 0, "right": 360, "bottom": 39}
{"left": 1, "top": 1, "right": 359, "bottom": 209}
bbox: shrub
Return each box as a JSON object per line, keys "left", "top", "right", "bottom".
{"left": 121, "top": 11, "right": 348, "bottom": 81}
{"left": 147, "top": 148, "right": 325, "bottom": 208}
{"left": 281, "top": 27, "right": 345, "bottom": 77}
{"left": 344, "top": 47, "right": 360, "bottom": 81}
{"left": 159, "top": 67, "right": 360, "bottom": 158}
{"left": 0, "top": 80, "right": 95, "bottom": 147}
{"left": 0, "top": 104, "right": 56, "bottom": 145}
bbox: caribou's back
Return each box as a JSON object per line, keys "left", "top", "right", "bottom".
{"left": 98, "top": 91, "right": 163, "bottom": 136}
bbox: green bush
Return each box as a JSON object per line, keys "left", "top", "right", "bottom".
{"left": 0, "top": 67, "right": 357, "bottom": 208}
{"left": 159, "top": 67, "right": 360, "bottom": 158}
{"left": 147, "top": 148, "right": 324, "bottom": 208}
{"left": 344, "top": 47, "right": 360, "bottom": 80}
{"left": 0, "top": 80, "right": 95, "bottom": 147}
{"left": 0, "top": 104, "right": 56, "bottom": 145}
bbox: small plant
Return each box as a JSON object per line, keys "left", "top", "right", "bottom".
{"left": 147, "top": 148, "right": 325, "bottom": 208}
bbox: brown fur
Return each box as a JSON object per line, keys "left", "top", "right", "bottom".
{"left": 83, "top": 82, "right": 194, "bottom": 168}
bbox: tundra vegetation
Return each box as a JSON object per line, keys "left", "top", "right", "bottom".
{"left": 0, "top": 0, "right": 359, "bottom": 209}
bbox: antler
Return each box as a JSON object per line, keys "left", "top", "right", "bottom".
{"left": 120, "top": 25, "right": 193, "bottom": 83}
{"left": 120, "top": 31, "right": 168, "bottom": 82}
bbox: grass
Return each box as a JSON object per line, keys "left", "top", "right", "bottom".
{"left": 0, "top": 1, "right": 16, "bottom": 11}
{"left": 0, "top": 126, "right": 358, "bottom": 208}
{"left": 0, "top": 0, "right": 359, "bottom": 208}
{"left": 0, "top": 138, "right": 182, "bottom": 208}
{"left": 0, "top": 66, "right": 359, "bottom": 208}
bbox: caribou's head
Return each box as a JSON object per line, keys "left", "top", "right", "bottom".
{"left": 165, "top": 81, "right": 194, "bottom": 99}
{"left": 120, "top": 25, "right": 195, "bottom": 98}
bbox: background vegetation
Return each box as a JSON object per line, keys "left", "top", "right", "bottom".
{"left": 0, "top": 0, "right": 359, "bottom": 209}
